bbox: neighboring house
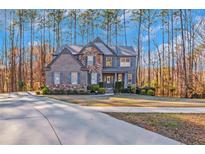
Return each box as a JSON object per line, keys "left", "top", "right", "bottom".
{"left": 45, "top": 37, "right": 136, "bottom": 90}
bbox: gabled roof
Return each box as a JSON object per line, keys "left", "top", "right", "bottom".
{"left": 46, "top": 45, "right": 83, "bottom": 68}
{"left": 54, "top": 45, "right": 83, "bottom": 55}
{"left": 68, "top": 45, "right": 83, "bottom": 55}
{"left": 110, "top": 46, "right": 136, "bottom": 56}
{"left": 54, "top": 37, "right": 136, "bottom": 57}
{"left": 78, "top": 37, "right": 116, "bottom": 56}
{"left": 92, "top": 37, "right": 116, "bottom": 55}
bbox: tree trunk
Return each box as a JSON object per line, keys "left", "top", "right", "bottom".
{"left": 147, "top": 10, "right": 151, "bottom": 87}
{"left": 136, "top": 10, "right": 142, "bottom": 86}
{"left": 180, "top": 9, "right": 188, "bottom": 97}
{"left": 18, "top": 10, "right": 23, "bottom": 91}
{"left": 30, "top": 18, "right": 33, "bottom": 90}
{"left": 123, "top": 9, "right": 127, "bottom": 46}
{"left": 171, "top": 10, "right": 174, "bottom": 93}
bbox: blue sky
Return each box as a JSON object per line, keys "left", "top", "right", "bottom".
{"left": 0, "top": 9, "right": 205, "bottom": 56}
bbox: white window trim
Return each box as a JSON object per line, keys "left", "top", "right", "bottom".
{"left": 91, "top": 73, "right": 97, "bottom": 84}
{"left": 54, "top": 72, "right": 60, "bottom": 85}
{"left": 120, "top": 57, "right": 131, "bottom": 67}
{"left": 87, "top": 55, "right": 94, "bottom": 65}
{"left": 71, "top": 72, "right": 78, "bottom": 84}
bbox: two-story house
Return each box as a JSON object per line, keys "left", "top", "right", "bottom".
{"left": 45, "top": 37, "right": 136, "bottom": 90}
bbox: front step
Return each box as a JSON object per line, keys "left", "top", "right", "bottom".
{"left": 106, "top": 88, "right": 114, "bottom": 93}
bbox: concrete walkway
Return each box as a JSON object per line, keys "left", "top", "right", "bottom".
{"left": 83, "top": 106, "right": 205, "bottom": 113}
{"left": 0, "top": 93, "right": 181, "bottom": 144}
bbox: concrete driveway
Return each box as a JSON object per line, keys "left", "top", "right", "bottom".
{"left": 83, "top": 106, "right": 205, "bottom": 113}
{"left": 0, "top": 93, "right": 181, "bottom": 145}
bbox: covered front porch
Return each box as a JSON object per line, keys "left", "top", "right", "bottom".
{"left": 102, "top": 72, "right": 128, "bottom": 88}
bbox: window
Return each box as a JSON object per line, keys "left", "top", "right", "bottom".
{"left": 87, "top": 56, "right": 94, "bottom": 65}
{"left": 105, "top": 57, "right": 112, "bottom": 67}
{"left": 128, "top": 73, "right": 132, "bottom": 84}
{"left": 120, "top": 57, "right": 130, "bottom": 67}
{"left": 71, "top": 72, "right": 78, "bottom": 84}
{"left": 54, "top": 72, "right": 60, "bottom": 85}
{"left": 118, "top": 74, "right": 123, "bottom": 82}
{"left": 91, "top": 73, "right": 97, "bottom": 84}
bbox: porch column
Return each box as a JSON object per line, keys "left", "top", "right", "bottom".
{"left": 124, "top": 73, "right": 128, "bottom": 88}
{"left": 114, "top": 73, "right": 117, "bottom": 83}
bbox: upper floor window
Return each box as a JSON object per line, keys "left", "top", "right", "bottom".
{"left": 105, "top": 57, "right": 112, "bottom": 67}
{"left": 87, "top": 56, "right": 94, "bottom": 65}
{"left": 120, "top": 57, "right": 131, "bottom": 67}
{"left": 54, "top": 72, "right": 60, "bottom": 85}
{"left": 71, "top": 72, "right": 78, "bottom": 84}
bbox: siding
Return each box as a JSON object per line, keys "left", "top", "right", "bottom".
{"left": 102, "top": 55, "right": 136, "bottom": 85}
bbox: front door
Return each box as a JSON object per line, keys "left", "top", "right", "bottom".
{"left": 103, "top": 74, "right": 114, "bottom": 88}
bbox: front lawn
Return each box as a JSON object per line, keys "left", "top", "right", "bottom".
{"left": 105, "top": 113, "right": 205, "bottom": 145}
{"left": 47, "top": 94, "right": 205, "bottom": 107}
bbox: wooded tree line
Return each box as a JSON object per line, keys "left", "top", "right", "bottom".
{"left": 0, "top": 9, "right": 205, "bottom": 98}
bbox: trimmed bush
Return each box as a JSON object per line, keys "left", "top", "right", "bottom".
{"left": 140, "top": 89, "right": 146, "bottom": 95}
{"left": 51, "top": 89, "right": 60, "bottom": 95}
{"left": 35, "top": 91, "right": 40, "bottom": 95}
{"left": 121, "top": 88, "right": 130, "bottom": 93}
{"left": 98, "top": 82, "right": 104, "bottom": 88}
{"left": 73, "top": 89, "right": 78, "bottom": 94}
{"left": 59, "top": 89, "right": 65, "bottom": 95}
{"left": 65, "top": 89, "right": 72, "bottom": 95}
{"left": 142, "top": 86, "right": 155, "bottom": 92}
{"left": 87, "top": 85, "right": 91, "bottom": 91}
{"left": 78, "top": 89, "right": 90, "bottom": 95}
{"left": 130, "top": 85, "right": 136, "bottom": 93}
{"left": 98, "top": 88, "right": 106, "bottom": 94}
{"left": 136, "top": 87, "right": 141, "bottom": 94}
{"left": 91, "top": 84, "right": 100, "bottom": 92}
{"left": 191, "top": 93, "right": 201, "bottom": 98}
{"left": 147, "top": 89, "right": 155, "bottom": 96}
{"left": 42, "top": 86, "right": 49, "bottom": 95}
{"left": 115, "top": 81, "right": 124, "bottom": 93}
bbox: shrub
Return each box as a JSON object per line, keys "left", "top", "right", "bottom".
{"left": 191, "top": 92, "right": 201, "bottom": 98}
{"left": 115, "top": 81, "right": 124, "bottom": 93}
{"left": 42, "top": 86, "right": 49, "bottom": 95}
{"left": 78, "top": 89, "right": 89, "bottom": 95}
{"left": 140, "top": 89, "right": 146, "bottom": 95}
{"left": 121, "top": 88, "right": 130, "bottom": 93}
{"left": 91, "top": 84, "right": 99, "bottom": 92}
{"left": 147, "top": 89, "right": 155, "bottom": 96}
{"left": 18, "top": 80, "right": 24, "bottom": 91}
{"left": 73, "top": 89, "right": 78, "bottom": 94}
{"left": 35, "top": 91, "right": 40, "bottom": 95}
{"left": 98, "top": 88, "right": 106, "bottom": 94}
{"left": 87, "top": 85, "right": 91, "bottom": 91}
{"left": 98, "top": 82, "right": 104, "bottom": 88}
{"left": 130, "top": 85, "right": 136, "bottom": 93}
{"left": 51, "top": 89, "right": 59, "bottom": 95}
{"left": 65, "top": 89, "right": 72, "bottom": 95}
{"left": 142, "top": 86, "right": 155, "bottom": 92}
{"left": 169, "top": 86, "right": 176, "bottom": 93}
{"left": 136, "top": 87, "right": 141, "bottom": 94}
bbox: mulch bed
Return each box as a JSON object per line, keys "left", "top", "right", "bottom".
{"left": 105, "top": 113, "right": 205, "bottom": 145}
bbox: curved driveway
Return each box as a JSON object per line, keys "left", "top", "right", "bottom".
{"left": 0, "top": 93, "right": 181, "bottom": 145}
